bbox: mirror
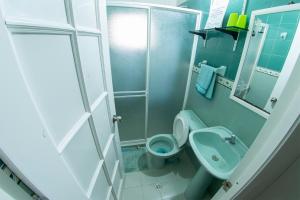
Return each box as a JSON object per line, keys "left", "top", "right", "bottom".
{"left": 231, "top": 5, "right": 300, "bottom": 118}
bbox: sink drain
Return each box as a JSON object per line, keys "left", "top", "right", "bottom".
{"left": 212, "top": 155, "right": 219, "bottom": 161}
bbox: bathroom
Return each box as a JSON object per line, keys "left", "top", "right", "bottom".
{"left": 1, "top": 0, "right": 300, "bottom": 200}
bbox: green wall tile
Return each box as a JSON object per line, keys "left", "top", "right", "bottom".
{"left": 279, "top": 23, "right": 298, "bottom": 40}
{"left": 281, "top": 11, "right": 300, "bottom": 24}
{"left": 267, "top": 27, "right": 279, "bottom": 39}
{"left": 268, "top": 55, "right": 286, "bottom": 71}
{"left": 181, "top": 0, "right": 210, "bottom": 12}
{"left": 272, "top": 39, "right": 292, "bottom": 56}
{"left": 247, "top": 1, "right": 272, "bottom": 12}
{"left": 261, "top": 39, "right": 274, "bottom": 54}
{"left": 267, "top": 13, "right": 282, "bottom": 25}
{"left": 258, "top": 11, "right": 298, "bottom": 71}
{"left": 258, "top": 53, "right": 270, "bottom": 67}
{"left": 186, "top": 0, "right": 300, "bottom": 80}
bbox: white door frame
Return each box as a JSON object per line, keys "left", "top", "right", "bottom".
{"left": 213, "top": 55, "right": 300, "bottom": 199}
{"left": 230, "top": 4, "right": 300, "bottom": 118}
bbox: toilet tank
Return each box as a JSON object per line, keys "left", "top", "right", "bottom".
{"left": 179, "top": 110, "right": 207, "bottom": 131}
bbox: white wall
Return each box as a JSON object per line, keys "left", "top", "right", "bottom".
{"left": 255, "top": 156, "right": 300, "bottom": 200}
{"left": 235, "top": 116, "right": 300, "bottom": 200}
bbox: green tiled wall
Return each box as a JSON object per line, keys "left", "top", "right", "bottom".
{"left": 184, "top": 0, "right": 300, "bottom": 148}
{"left": 257, "top": 11, "right": 300, "bottom": 71}
{"left": 183, "top": 0, "right": 300, "bottom": 80}
{"left": 182, "top": 0, "right": 245, "bottom": 80}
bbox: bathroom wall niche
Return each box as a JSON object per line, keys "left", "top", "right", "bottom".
{"left": 231, "top": 4, "right": 300, "bottom": 118}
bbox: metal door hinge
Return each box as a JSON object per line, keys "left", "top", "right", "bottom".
{"left": 112, "top": 115, "right": 122, "bottom": 123}
{"left": 222, "top": 180, "right": 232, "bottom": 192}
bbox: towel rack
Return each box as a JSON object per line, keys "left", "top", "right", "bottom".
{"left": 193, "top": 61, "right": 233, "bottom": 89}
{"left": 197, "top": 61, "right": 227, "bottom": 76}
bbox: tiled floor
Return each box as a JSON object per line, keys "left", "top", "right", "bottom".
{"left": 122, "top": 145, "right": 148, "bottom": 172}
{"left": 121, "top": 151, "right": 207, "bottom": 200}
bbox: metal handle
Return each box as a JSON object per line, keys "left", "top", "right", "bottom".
{"left": 270, "top": 97, "right": 278, "bottom": 108}
{"left": 270, "top": 97, "right": 278, "bottom": 103}
{"left": 112, "top": 115, "right": 122, "bottom": 123}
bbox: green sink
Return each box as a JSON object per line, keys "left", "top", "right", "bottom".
{"left": 189, "top": 126, "right": 248, "bottom": 180}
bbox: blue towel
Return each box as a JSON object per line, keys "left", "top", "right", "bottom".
{"left": 195, "top": 64, "right": 216, "bottom": 99}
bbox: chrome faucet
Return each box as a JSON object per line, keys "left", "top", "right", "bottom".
{"left": 224, "top": 135, "right": 236, "bottom": 144}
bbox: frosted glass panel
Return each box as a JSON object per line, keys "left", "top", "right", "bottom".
{"left": 2, "top": 0, "right": 67, "bottom": 23}
{"left": 12, "top": 34, "right": 85, "bottom": 144}
{"left": 63, "top": 121, "right": 100, "bottom": 191}
{"left": 107, "top": 7, "right": 147, "bottom": 91}
{"left": 148, "top": 9, "right": 196, "bottom": 137}
{"left": 115, "top": 97, "right": 146, "bottom": 141}
{"left": 72, "top": 0, "right": 97, "bottom": 29}
{"left": 77, "top": 36, "right": 105, "bottom": 105}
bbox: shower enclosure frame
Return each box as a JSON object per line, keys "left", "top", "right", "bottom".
{"left": 108, "top": 2, "right": 202, "bottom": 146}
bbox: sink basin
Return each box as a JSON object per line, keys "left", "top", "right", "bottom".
{"left": 189, "top": 126, "right": 248, "bottom": 180}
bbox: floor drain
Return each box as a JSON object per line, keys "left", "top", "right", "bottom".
{"left": 154, "top": 183, "right": 162, "bottom": 190}
{"left": 212, "top": 155, "right": 219, "bottom": 161}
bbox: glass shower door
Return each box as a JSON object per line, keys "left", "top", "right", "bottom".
{"left": 107, "top": 6, "right": 148, "bottom": 142}
{"left": 108, "top": 4, "right": 199, "bottom": 142}
{"left": 147, "top": 9, "right": 197, "bottom": 137}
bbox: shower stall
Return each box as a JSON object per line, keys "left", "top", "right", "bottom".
{"left": 107, "top": 3, "right": 202, "bottom": 144}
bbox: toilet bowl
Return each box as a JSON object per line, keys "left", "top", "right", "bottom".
{"left": 146, "top": 110, "right": 206, "bottom": 168}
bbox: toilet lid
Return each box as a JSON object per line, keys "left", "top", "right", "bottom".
{"left": 173, "top": 114, "right": 189, "bottom": 148}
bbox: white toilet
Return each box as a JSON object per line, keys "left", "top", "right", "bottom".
{"left": 146, "top": 110, "right": 206, "bottom": 168}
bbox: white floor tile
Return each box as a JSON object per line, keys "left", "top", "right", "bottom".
{"left": 122, "top": 187, "right": 143, "bottom": 200}
{"left": 140, "top": 168, "right": 177, "bottom": 185}
{"left": 142, "top": 184, "right": 162, "bottom": 200}
{"left": 160, "top": 179, "right": 189, "bottom": 199}
{"left": 124, "top": 171, "right": 143, "bottom": 188}
{"left": 121, "top": 150, "right": 199, "bottom": 200}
